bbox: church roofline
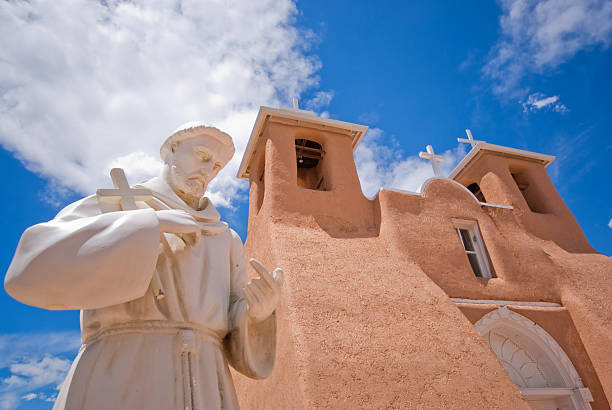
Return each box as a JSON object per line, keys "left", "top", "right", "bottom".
{"left": 449, "top": 142, "right": 556, "bottom": 181}
{"left": 237, "top": 106, "right": 368, "bottom": 179}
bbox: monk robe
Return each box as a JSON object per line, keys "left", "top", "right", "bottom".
{"left": 5, "top": 177, "right": 276, "bottom": 410}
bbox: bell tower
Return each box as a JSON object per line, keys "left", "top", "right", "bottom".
{"left": 238, "top": 107, "right": 377, "bottom": 236}
{"left": 449, "top": 142, "right": 594, "bottom": 253}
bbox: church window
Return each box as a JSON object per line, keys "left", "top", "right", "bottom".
{"left": 452, "top": 219, "right": 493, "bottom": 278}
{"left": 466, "top": 182, "right": 486, "bottom": 202}
{"left": 295, "top": 138, "right": 327, "bottom": 191}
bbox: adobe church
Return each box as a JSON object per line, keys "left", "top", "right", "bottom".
{"left": 232, "top": 107, "right": 612, "bottom": 409}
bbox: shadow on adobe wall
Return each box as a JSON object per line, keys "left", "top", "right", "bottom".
{"left": 313, "top": 197, "right": 382, "bottom": 239}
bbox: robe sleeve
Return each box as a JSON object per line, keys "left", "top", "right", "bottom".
{"left": 224, "top": 229, "right": 277, "bottom": 379}
{"left": 5, "top": 195, "right": 161, "bottom": 310}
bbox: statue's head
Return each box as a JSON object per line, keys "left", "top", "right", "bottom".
{"left": 160, "top": 122, "right": 235, "bottom": 206}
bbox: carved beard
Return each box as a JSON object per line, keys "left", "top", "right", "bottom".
{"left": 168, "top": 165, "right": 207, "bottom": 205}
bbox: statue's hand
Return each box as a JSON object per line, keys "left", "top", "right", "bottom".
{"left": 155, "top": 210, "right": 201, "bottom": 246}
{"left": 244, "top": 259, "right": 283, "bottom": 323}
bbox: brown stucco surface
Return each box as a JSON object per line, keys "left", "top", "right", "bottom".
{"left": 234, "top": 221, "right": 529, "bottom": 409}
{"left": 232, "top": 120, "right": 612, "bottom": 409}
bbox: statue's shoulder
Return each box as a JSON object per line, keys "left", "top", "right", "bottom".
{"left": 229, "top": 227, "right": 241, "bottom": 240}
{"left": 55, "top": 194, "right": 102, "bottom": 221}
{"left": 228, "top": 228, "right": 244, "bottom": 246}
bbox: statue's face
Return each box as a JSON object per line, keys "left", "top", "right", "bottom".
{"left": 166, "top": 136, "right": 225, "bottom": 200}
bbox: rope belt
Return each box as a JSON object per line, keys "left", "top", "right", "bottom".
{"left": 83, "top": 320, "right": 223, "bottom": 350}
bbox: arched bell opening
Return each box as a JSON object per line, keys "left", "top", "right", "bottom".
{"left": 466, "top": 182, "right": 487, "bottom": 203}
{"left": 295, "top": 138, "right": 328, "bottom": 191}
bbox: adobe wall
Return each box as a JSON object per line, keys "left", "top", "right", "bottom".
{"left": 232, "top": 143, "right": 527, "bottom": 408}
{"left": 232, "top": 133, "right": 611, "bottom": 408}
{"left": 234, "top": 214, "right": 529, "bottom": 409}
{"left": 378, "top": 179, "right": 612, "bottom": 404}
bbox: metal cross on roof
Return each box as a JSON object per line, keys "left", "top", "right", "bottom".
{"left": 457, "top": 129, "right": 485, "bottom": 148}
{"left": 419, "top": 145, "right": 445, "bottom": 177}
{"left": 292, "top": 97, "right": 299, "bottom": 110}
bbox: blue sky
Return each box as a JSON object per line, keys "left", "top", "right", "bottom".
{"left": 1, "top": 0, "right": 611, "bottom": 407}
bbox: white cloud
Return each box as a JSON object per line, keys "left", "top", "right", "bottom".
{"left": 358, "top": 111, "right": 381, "bottom": 124}
{"left": 21, "top": 393, "right": 37, "bottom": 401}
{"left": 522, "top": 92, "right": 568, "bottom": 112}
{"left": 0, "top": 331, "right": 80, "bottom": 410}
{"left": 0, "top": 0, "right": 321, "bottom": 208}
{"left": 3, "top": 356, "right": 71, "bottom": 390}
{"left": 305, "top": 90, "right": 334, "bottom": 111}
{"left": 484, "top": 0, "right": 612, "bottom": 96}
{"left": 608, "top": 217, "right": 612, "bottom": 228}
{"left": 354, "top": 128, "right": 467, "bottom": 198}
{"left": 108, "top": 151, "right": 164, "bottom": 185}
{"left": 20, "top": 391, "right": 57, "bottom": 403}
{"left": 0, "top": 331, "right": 80, "bottom": 368}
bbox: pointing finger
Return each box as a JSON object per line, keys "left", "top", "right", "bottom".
{"left": 273, "top": 268, "right": 284, "bottom": 286}
{"left": 249, "top": 258, "right": 275, "bottom": 288}
{"left": 249, "top": 258, "right": 268, "bottom": 275}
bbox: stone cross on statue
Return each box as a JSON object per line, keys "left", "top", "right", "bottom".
{"left": 419, "top": 145, "right": 445, "bottom": 177}
{"left": 96, "top": 168, "right": 165, "bottom": 299}
{"left": 97, "top": 168, "right": 153, "bottom": 210}
{"left": 457, "top": 129, "right": 485, "bottom": 148}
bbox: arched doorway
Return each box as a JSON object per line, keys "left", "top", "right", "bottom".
{"left": 474, "top": 307, "right": 594, "bottom": 410}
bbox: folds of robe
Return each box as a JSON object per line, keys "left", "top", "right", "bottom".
{"left": 5, "top": 197, "right": 160, "bottom": 310}
{"left": 4, "top": 178, "right": 277, "bottom": 410}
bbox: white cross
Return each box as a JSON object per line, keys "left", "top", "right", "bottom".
{"left": 96, "top": 168, "right": 152, "bottom": 210}
{"left": 292, "top": 97, "right": 299, "bottom": 110}
{"left": 96, "top": 168, "right": 165, "bottom": 299}
{"left": 457, "top": 129, "right": 485, "bottom": 148}
{"left": 419, "top": 145, "right": 445, "bottom": 177}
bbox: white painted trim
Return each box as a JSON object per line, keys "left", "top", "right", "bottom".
{"left": 380, "top": 177, "right": 513, "bottom": 210}
{"left": 452, "top": 298, "right": 562, "bottom": 307}
{"left": 449, "top": 142, "right": 556, "bottom": 180}
{"left": 520, "top": 387, "right": 593, "bottom": 403}
{"left": 578, "top": 387, "right": 595, "bottom": 403}
{"left": 237, "top": 106, "right": 368, "bottom": 179}
{"left": 520, "top": 387, "right": 573, "bottom": 397}
{"left": 382, "top": 187, "right": 421, "bottom": 196}
{"left": 479, "top": 202, "right": 514, "bottom": 210}
{"left": 474, "top": 307, "right": 593, "bottom": 409}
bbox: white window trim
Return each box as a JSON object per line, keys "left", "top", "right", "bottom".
{"left": 452, "top": 219, "right": 493, "bottom": 278}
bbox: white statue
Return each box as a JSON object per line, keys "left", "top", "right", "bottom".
{"left": 5, "top": 122, "right": 283, "bottom": 410}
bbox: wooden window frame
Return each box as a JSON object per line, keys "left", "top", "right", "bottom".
{"left": 452, "top": 219, "right": 493, "bottom": 278}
